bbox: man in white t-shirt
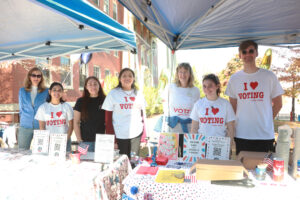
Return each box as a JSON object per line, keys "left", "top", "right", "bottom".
{"left": 225, "top": 40, "right": 284, "bottom": 155}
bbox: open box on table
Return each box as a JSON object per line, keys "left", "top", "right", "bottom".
{"left": 190, "top": 159, "right": 248, "bottom": 181}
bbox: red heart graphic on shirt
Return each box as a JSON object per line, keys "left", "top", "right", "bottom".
{"left": 211, "top": 107, "right": 219, "bottom": 115}
{"left": 129, "top": 97, "right": 135, "bottom": 102}
{"left": 56, "top": 111, "right": 62, "bottom": 118}
{"left": 250, "top": 81, "right": 258, "bottom": 90}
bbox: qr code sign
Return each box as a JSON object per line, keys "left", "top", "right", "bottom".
{"left": 38, "top": 138, "right": 43, "bottom": 145}
{"left": 54, "top": 144, "right": 61, "bottom": 151}
{"left": 213, "top": 147, "right": 221, "bottom": 156}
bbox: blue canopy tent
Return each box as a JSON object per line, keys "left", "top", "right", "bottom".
{"left": 0, "top": 0, "right": 136, "bottom": 61}
{"left": 119, "top": 0, "right": 300, "bottom": 51}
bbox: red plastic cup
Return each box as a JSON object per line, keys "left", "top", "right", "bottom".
{"left": 70, "top": 152, "right": 81, "bottom": 164}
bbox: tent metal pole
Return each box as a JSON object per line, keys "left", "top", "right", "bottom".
{"left": 176, "top": 0, "right": 227, "bottom": 49}
{"left": 146, "top": 20, "right": 176, "bottom": 37}
{"left": 148, "top": 3, "right": 173, "bottom": 49}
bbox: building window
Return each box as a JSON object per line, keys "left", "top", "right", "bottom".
{"left": 80, "top": 64, "right": 88, "bottom": 88}
{"left": 104, "top": 0, "right": 109, "bottom": 15}
{"left": 92, "top": 0, "right": 99, "bottom": 6}
{"left": 133, "top": 18, "right": 137, "bottom": 32}
{"left": 94, "top": 65, "right": 101, "bottom": 80}
{"left": 141, "top": 24, "right": 144, "bottom": 37}
{"left": 114, "top": 51, "right": 118, "bottom": 57}
{"left": 113, "top": 2, "right": 117, "bottom": 20}
{"left": 104, "top": 69, "right": 110, "bottom": 77}
{"left": 35, "top": 58, "right": 51, "bottom": 86}
{"left": 115, "top": 72, "right": 119, "bottom": 77}
{"left": 60, "top": 57, "right": 72, "bottom": 88}
{"left": 141, "top": 45, "right": 145, "bottom": 66}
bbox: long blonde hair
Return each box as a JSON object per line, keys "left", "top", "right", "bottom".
{"left": 174, "top": 63, "right": 195, "bottom": 87}
{"left": 24, "top": 67, "right": 47, "bottom": 92}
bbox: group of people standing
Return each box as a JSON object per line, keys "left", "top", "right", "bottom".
{"left": 18, "top": 40, "right": 284, "bottom": 159}
{"left": 18, "top": 67, "right": 145, "bottom": 158}
{"left": 158, "top": 40, "right": 283, "bottom": 155}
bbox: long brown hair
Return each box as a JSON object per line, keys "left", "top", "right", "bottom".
{"left": 81, "top": 76, "right": 105, "bottom": 121}
{"left": 174, "top": 63, "right": 195, "bottom": 88}
{"left": 115, "top": 68, "right": 137, "bottom": 94}
{"left": 24, "top": 67, "right": 47, "bottom": 92}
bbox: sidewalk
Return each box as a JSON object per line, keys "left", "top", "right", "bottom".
{"left": 144, "top": 114, "right": 162, "bottom": 143}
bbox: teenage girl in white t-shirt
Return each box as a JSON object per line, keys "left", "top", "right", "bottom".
{"left": 190, "top": 74, "right": 235, "bottom": 149}
{"left": 35, "top": 82, "right": 74, "bottom": 151}
{"left": 102, "top": 68, "right": 145, "bottom": 159}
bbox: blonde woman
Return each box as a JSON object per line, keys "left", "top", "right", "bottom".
{"left": 18, "top": 67, "right": 48, "bottom": 150}
{"left": 155, "top": 63, "right": 200, "bottom": 156}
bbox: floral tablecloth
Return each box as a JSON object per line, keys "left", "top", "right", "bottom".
{"left": 123, "top": 161, "right": 300, "bottom": 200}
{"left": 0, "top": 149, "right": 131, "bottom": 200}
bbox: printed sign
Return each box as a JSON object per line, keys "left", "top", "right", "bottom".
{"left": 206, "top": 136, "right": 230, "bottom": 160}
{"left": 32, "top": 130, "right": 50, "bottom": 154}
{"left": 183, "top": 134, "right": 206, "bottom": 163}
{"left": 48, "top": 134, "right": 67, "bottom": 160}
{"left": 157, "top": 133, "right": 179, "bottom": 160}
{"left": 94, "top": 134, "right": 115, "bottom": 163}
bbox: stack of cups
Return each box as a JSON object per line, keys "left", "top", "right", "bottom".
{"left": 292, "top": 127, "right": 300, "bottom": 178}
{"left": 275, "top": 125, "right": 292, "bottom": 171}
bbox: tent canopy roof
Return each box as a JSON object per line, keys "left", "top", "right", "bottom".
{"left": 119, "top": 0, "right": 300, "bottom": 50}
{"left": 0, "top": 0, "right": 136, "bottom": 61}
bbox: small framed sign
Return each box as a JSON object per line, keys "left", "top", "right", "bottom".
{"left": 94, "top": 134, "right": 115, "bottom": 163}
{"left": 183, "top": 134, "right": 206, "bottom": 163}
{"left": 157, "top": 133, "right": 179, "bottom": 160}
{"left": 48, "top": 134, "right": 67, "bottom": 160}
{"left": 206, "top": 136, "right": 230, "bottom": 160}
{"left": 32, "top": 130, "right": 50, "bottom": 154}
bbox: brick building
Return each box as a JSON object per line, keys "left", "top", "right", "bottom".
{"left": 0, "top": 0, "right": 156, "bottom": 124}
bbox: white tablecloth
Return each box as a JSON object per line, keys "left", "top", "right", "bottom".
{"left": 0, "top": 149, "right": 131, "bottom": 200}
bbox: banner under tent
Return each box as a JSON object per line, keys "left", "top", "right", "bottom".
{"left": 0, "top": 0, "right": 136, "bottom": 62}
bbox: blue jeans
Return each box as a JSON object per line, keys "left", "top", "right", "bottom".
{"left": 18, "top": 127, "right": 34, "bottom": 150}
{"left": 80, "top": 142, "right": 95, "bottom": 152}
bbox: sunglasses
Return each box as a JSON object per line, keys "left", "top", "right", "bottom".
{"left": 30, "top": 74, "right": 42, "bottom": 78}
{"left": 242, "top": 49, "right": 255, "bottom": 55}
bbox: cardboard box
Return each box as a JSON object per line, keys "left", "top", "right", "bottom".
{"left": 190, "top": 159, "right": 247, "bottom": 181}
{"left": 237, "top": 151, "right": 267, "bottom": 170}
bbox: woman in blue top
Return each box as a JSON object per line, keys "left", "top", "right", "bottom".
{"left": 18, "top": 67, "right": 48, "bottom": 150}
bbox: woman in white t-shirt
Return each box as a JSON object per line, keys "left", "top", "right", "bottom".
{"left": 35, "top": 82, "right": 74, "bottom": 151}
{"left": 155, "top": 63, "right": 200, "bottom": 156}
{"left": 190, "top": 74, "right": 235, "bottom": 148}
{"left": 102, "top": 68, "right": 145, "bottom": 159}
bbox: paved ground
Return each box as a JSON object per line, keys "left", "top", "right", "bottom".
{"left": 144, "top": 114, "right": 162, "bottom": 143}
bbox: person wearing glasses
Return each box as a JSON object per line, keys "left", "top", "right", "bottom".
{"left": 18, "top": 67, "right": 48, "bottom": 150}
{"left": 225, "top": 40, "right": 284, "bottom": 155}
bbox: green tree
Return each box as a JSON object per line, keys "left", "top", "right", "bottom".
{"left": 273, "top": 56, "right": 300, "bottom": 121}
{"left": 103, "top": 75, "right": 118, "bottom": 95}
{"left": 192, "top": 66, "right": 204, "bottom": 97}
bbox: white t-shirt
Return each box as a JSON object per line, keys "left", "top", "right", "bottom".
{"left": 225, "top": 68, "right": 284, "bottom": 139}
{"left": 102, "top": 88, "right": 146, "bottom": 139}
{"left": 35, "top": 102, "right": 74, "bottom": 134}
{"left": 163, "top": 83, "right": 200, "bottom": 119}
{"left": 190, "top": 97, "right": 235, "bottom": 137}
{"left": 31, "top": 86, "right": 38, "bottom": 105}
